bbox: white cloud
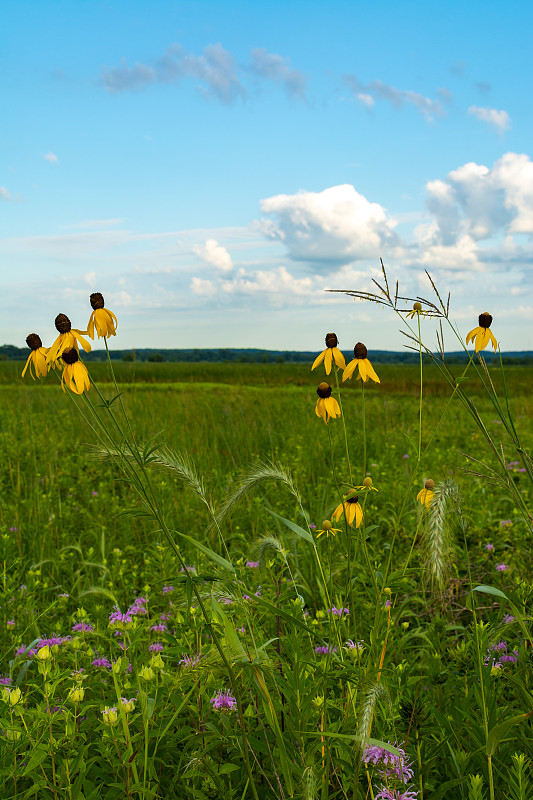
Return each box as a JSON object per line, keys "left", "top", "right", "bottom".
{"left": 260, "top": 184, "right": 399, "bottom": 266}
{"left": 344, "top": 74, "right": 444, "bottom": 120}
{"left": 1, "top": 186, "right": 14, "bottom": 201}
{"left": 84, "top": 271, "right": 96, "bottom": 287}
{"left": 192, "top": 238, "right": 233, "bottom": 273}
{"left": 355, "top": 93, "right": 374, "bottom": 109}
{"left": 44, "top": 152, "right": 58, "bottom": 163}
{"left": 468, "top": 106, "right": 510, "bottom": 133}
{"left": 423, "top": 153, "right": 533, "bottom": 246}
{"left": 190, "top": 277, "right": 217, "bottom": 297}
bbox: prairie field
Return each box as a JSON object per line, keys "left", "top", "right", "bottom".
{"left": 1, "top": 357, "right": 532, "bottom": 799}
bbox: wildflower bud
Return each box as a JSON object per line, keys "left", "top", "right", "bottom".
{"left": 90, "top": 292, "right": 105, "bottom": 310}
{"left": 36, "top": 645, "right": 51, "bottom": 662}
{"left": 151, "top": 653, "right": 164, "bottom": 670}
{"left": 413, "top": 302, "right": 422, "bottom": 312}
{"left": 402, "top": 622, "right": 410, "bottom": 630}
{"left": 9, "top": 688, "right": 22, "bottom": 707}
{"left": 321, "top": 520, "right": 333, "bottom": 531}
{"left": 61, "top": 348, "right": 79, "bottom": 366}
{"left": 101, "top": 706, "right": 118, "bottom": 726}
{"left": 353, "top": 342, "right": 368, "bottom": 359}
{"left": 325, "top": 333, "right": 338, "bottom": 348}
{"left": 139, "top": 665, "right": 155, "bottom": 681}
{"left": 54, "top": 313, "right": 72, "bottom": 333}
{"left": 5, "top": 728, "right": 21, "bottom": 741}
{"left": 478, "top": 312, "right": 492, "bottom": 328}
{"left": 2, "top": 687, "right": 10, "bottom": 703}
{"left": 316, "top": 382, "right": 332, "bottom": 399}
{"left": 316, "top": 609, "right": 325, "bottom": 619}
{"left": 312, "top": 695, "right": 325, "bottom": 709}
{"left": 383, "top": 587, "right": 392, "bottom": 595}
{"left": 424, "top": 479, "right": 435, "bottom": 490}
{"left": 363, "top": 477, "right": 373, "bottom": 488}
{"left": 26, "top": 333, "right": 43, "bottom": 350}
{"left": 119, "top": 697, "right": 136, "bottom": 714}
{"left": 491, "top": 664, "right": 502, "bottom": 678}
{"left": 112, "top": 658, "right": 123, "bottom": 675}
{"left": 68, "top": 686, "right": 85, "bottom": 703}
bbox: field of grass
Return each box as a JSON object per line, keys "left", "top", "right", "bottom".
{"left": 1, "top": 355, "right": 532, "bottom": 799}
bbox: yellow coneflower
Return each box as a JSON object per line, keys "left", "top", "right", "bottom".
{"left": 417, "top": 479, "right": 435, "bottom": 508}
{"left": 316, "top": 520, "right": 342, "bottom": 539}
{"left": 343, "top": 342, "right": 380, "bottom": 384}
{"left": 60, "top": 348, "right": 90, "bottom": 395}
{"left": 466, "top": 312, "right": 498, "bottom": 353}
{"left": 87, "top": 292, "right": 118, "bottom": 339}
{"left": 47, "top": 314, "right": 92, "bottom": 365}
{"left": 312, "top": 333, "right": 346, "bottom": 375}
{"left": 331, "top": 491, "right": 363, "bottom": 528}
{"left": 355, "top": 476, "right": 378, "bottom": 492}
{"left": 315, "top": 382, "right": 341, "bottom": 424}
{"left": 406, "top": 301, "right": 432, "bottom": 319}
{"left": 22, "top": 334, "right": 49, "bottom": 379}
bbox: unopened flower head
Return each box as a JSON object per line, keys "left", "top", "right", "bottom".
{"left": 119, "top": 697, "right": 136, "bottom": 714}
{"left": 406, "top": 301, "right": 425, "bottom": 319}
{"left": 47, "top": 314, "right": 92, "bottom": 365}
{"left": 316, "top": 519, "right": 342, "bottom": 539}
{"left": 312, "top": 333, "right": 346, "bottom": 375}
{"left": 36, "top": 645, "right": 51, "bottom": 662}
{"left": 87, "top": 293, "right": 118, "bottom": 339}
{"left": 466, "top": 312, "right": 498, "bottom": 353}
{"left": 68, "top": 686, "right": 85, "bottom": 703}
{"left": 315, "top": 382, "right": 341, "bottom": 424}
{"left": 8, "top": 687, "right": 23, "bottom": 707}
{"left": 343, "top": 342, "right": 380, "bottom": 384}
{"left": 22, "top": 334, "right": 49, "bottom": 380}
{"left": 61, "top": 348, "right": 91, "bottom": 395}
{"left": 101, "top": 706, "right": 118, "bottom": 726}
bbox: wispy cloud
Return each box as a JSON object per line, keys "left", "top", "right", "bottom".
{"left": 248, "top": 49, "right": 307, "bottom": 100}
{"left": 1, "top": 186, "right": 23, "bottom": 203}
{"left": 100, "top": 43, "right": 307, "bottom": 105}
{"left": 343, "top": 74, "right": 444, "bottom": 120}
{"left": 44, "top": 152, "right": 58, "bottom": 163}
{"left": 468, "top": 105, "right": 510, "bottom": 133}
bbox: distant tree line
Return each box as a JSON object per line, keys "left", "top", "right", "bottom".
{"left": 2, "top": 344, "right": 532, "bottom": 365}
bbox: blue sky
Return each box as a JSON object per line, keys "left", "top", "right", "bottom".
{"left": 2, "top": 0, "right": 532, "bottom": 353}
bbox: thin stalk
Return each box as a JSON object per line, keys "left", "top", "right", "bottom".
{"left": 417, "top": 313, "right": 423, "bottom": 460}
{"left": 361, "top": 381, "right": 366, "bottom": 478}
{"left": 333, "top": 367, "right": 353, "bottom": 486}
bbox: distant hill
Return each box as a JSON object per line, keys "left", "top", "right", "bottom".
{"left": 3, "top": 344, "right": 533, "bottom": 365}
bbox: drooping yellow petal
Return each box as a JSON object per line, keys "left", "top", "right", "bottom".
{"left": 358, "top": 358, "right": 368, "bottom": 382}
{"left": 312, "top": 350, "right": 326, "bottom": 371}
{"left": 72, "top": 330, "right": 92, "bottom": 353}
{"left": 488, "top": 330, "right": 498, "bottom": 351}
{"left": 21, "top": 353, "right": 33, "bottom": 379}
{"left": 346, "top": 503, "right": 356, "bottom": 527}
{"left": 365, "top": 359, "right": 380, "bottom": 384}
{"left": 342, "top": 360, "right": 357, "bottom": 382}
{"left": 87, "top": 312, "right": 95, "bottom": 340}
{"left": 324, "top": 349, "right": 333, "bottom": 375}
{"left": 73, "top": 362, "right": 90, "bottom": 393}
{"left": 331, "top": 502, "right": 345, "bottom": 522}
{"left": 315, "top": 398, "right": 327, "bottom": 423}
{"left": 466, "top": 327, "right": 479, "bottom": 347}
{"left": 354, "top": 502, "right": 363, "bottom": 528}
{"left": 324, "top": 396, "right": 341, "bottom": 420}
{"left": 332, "top": 347, "right": 346, "bottom": 370}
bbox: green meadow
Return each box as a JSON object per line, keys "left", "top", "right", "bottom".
{"left": 1, "top": 356, "right": 532, "bottom": 799}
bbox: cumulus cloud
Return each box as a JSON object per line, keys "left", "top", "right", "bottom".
{"left": 248, "top": 48, "right": 307, "bottom": 100}
{"left": 101, "top": 43, "right": 245, "bottom": 104}
{"left": 260, "top": 184, "right": 399, "bottom": 266}
{"left": 344, "top": 74, "right": 444, "bottom": 119}
{"left": 44, "top": 152, "right": 58, "bottom": 163}
{"left": 468, "top": 106, "right": 510, "bottom": 133}
{"left": 191, "top": 277, "right": 217, "bottom": 297}
{"left": 193, "top": 239, "right": 233, "bottom": 273}
{"left": 191, "top": 265, "right": 324, "bottom": 306}
{"left": 424, "top": 153, "right": 533, "bottom": 245}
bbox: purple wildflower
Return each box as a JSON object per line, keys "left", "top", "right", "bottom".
{"left": 92, "top": 491, "right": 98, "bottom": 496}
{"left": 496, "top": 564, "right": 509, "bottom": 572}
{"left": 179, "top": 653, "right": 201, "bottom": 669}
{"left": 363, "top": 743, "right": 414, "bottom": 784}
{"left": 246, "top": 561, "right": 259, "bottom": 568}
{"left": 162, "top": 585, "right": 174, "bottom": 594}
{"left": 149, "top": 643, "right": 164, "bottom": 652}
{"left": 484, "top": 543, "right": 495, "bottom": 552}
{"left": 374, "top": 788, "right": 419, "bottom": 800}
{"left": 503, "top": 614, "right": 516, "bottom": 624}
{"left": 160, "top": 614, "right": 171, "bottom": 621}
{"left": 0, "top": 676, "right": 12, "bottom": 686}
{"left": 150, "top": 623, "right": 167, "bottom": 633}
{"left": 6, "top": 620, "right": 15, "bottom": 628}
{"left": 327, "top": 606, "right": 349, "bottom": 616}
{"left": 499, "top": 520, "right": 512, "bottom": 528}
{"left": 210, "top": 689, "right": 237, "bottom": 712}
{"left": 314, "top": 645, "right": 336, "bottom": 656}
{"left": 72, "top": 622, "right": 94, "bottom": 633}
{"left": 91, "top": 657, "right": 112, "bottom": 669}
{"left": 309, "top": 523, "right": 317, "bottom": 530}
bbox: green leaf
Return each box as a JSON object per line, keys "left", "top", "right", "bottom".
{"left": 467, "top": 584, "right": 509, "bottom": 609}
{"left": 218, "top": 763, "right": 239, "bottom": 774}
{"left": 266, "top": 508, "right": 314, "bottom": 543}
{"left": 486, "top": 710, "right": 533, "bottom": 756}
{"left": 23, "top": 748, "right": 49, "bottom": 775}
{"left": 171, "top": 529, "right": 235, "bottom": 572}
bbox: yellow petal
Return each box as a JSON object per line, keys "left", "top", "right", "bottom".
{"left": 333, "top": 348, "right": 346, "bottom": 370}
{"left": 311, "top": 350, "right": 326, "bottom": 371}
{"left": 358, "top": 359, "right": 368, "bottom": 382}
{"left": 87, "top": 312, "right": 95, "bottom": 340}
{"left": 342, "top": 360, "right": 356, "bottom": 382}
{"left": 21, "top": 353, "right": 33, "bottom": 378}
{"left": 324, "top": 349, "right": 333, "bottom": 375}
{"left": 354, "top": 503, "right": 363, "bottom": 528}
{"left": 365, "top": 359, "right": 380, "bottom": 384}
{"left": 73, "top": 330, "right": 92, "bottom": 353}
{"left": 488, "top": 330, "right": 498, "bottom": 352}
{"left": 466, "top": 327, "right": 479, "bottom": 346}
{"left": 331, "top": 502, "right": 344, "bottom": 522}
